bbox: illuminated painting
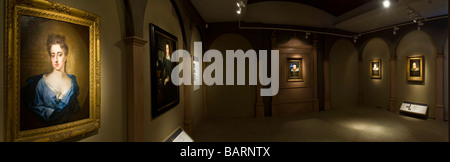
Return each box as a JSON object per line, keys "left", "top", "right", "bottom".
{"left": 150, "top": 24, "right": 179, "bottom": 118}
{"left": 407, "top": 56, "right": 424, "bottom": 82}
{"left": 287, "top": 58, "right": 303, "bottom": 82}
{"left": 370, "top": 59, "right": 381, "bottom": 79}
{"left": 5, "top": 0, "right": 101, "bottom": 142}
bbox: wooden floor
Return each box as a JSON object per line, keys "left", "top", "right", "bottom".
{"left": 193, "top": 106, "right": 448, "bottom": 142}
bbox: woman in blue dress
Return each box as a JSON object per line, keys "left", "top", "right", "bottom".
{"left": 22, "top": 34, "right": 80, "bottom": 126}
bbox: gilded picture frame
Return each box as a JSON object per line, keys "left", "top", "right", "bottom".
{"left": 370, "top": 59, "right": 381, "bottom": 79}
{"left": 287, "top": 58, "right": 303, "bottom": 82}
{"left": 406, "top": 56, "right": 423, "bottom": 82}
{"left": 4, "top": 0, "right": 101, "bottom": 142}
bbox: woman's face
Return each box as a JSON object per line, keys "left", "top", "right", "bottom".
{"left": 50, "top": 44, "right": 66, "bottom": 72}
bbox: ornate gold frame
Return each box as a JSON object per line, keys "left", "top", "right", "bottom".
{"left": 370, "top": 59, "right": 381, "bottom": 79}
{"left": 406, "top": 56, "right": 423, "bottom": 82}
{"left": 4, "top": 0, "right": 101, "bottom": 142}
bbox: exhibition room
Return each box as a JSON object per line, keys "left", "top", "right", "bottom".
{"left": 0, "top": 0, "right": 448, "bottom": 142}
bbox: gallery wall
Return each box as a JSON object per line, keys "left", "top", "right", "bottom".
{"left": 190, "top": 27, "right": 204, "bottom": 132}
{"left": 143, "top": 0, "right": 185, "bottom": 142}
{"left": 329, "top": 39, "right": 359, "bottom": 109}
{"left": 396, "top": 30, "right": 437, "bottom": 118}
{"left": 57, "top": 0, "right": 128, "bottom": 142}
{"left": 207, "top": 33, "right": 256, "bottom": 118}
{"left": 362, "top": 38, "right": 391, "bottom": 109}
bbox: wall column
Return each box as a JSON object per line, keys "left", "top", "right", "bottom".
{"left": 184, "top": 84, "right": 193, "bottom": 135}
{"left": 124, "top": 36, "right": 147, "bottom": 142}
{"left": 256, "top": 83, "right": 265, "bottom": 117}
{"left": 435, "top": 54, "right": 444, "bottom": 121}
{"left": 358, "top": 59, "right": 363, "bottom": 105}
{"left": 202, "top": 62, "right": 208, "bottom": 119}
{"left": 313, "top": 39, "right": 319, "bottom": 112}
{"left": 389, "top": 57, "right": 398, "bottom": 112}
{"left": 323, "top": 59, "right": 331, "bottom": 110}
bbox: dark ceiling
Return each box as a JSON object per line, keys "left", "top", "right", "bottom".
{"left": 247, "top": 0, "right": 374, "bottom": 16}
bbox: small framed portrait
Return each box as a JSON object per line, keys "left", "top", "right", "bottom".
{"left": 150, "top": 24, "right": 180, "bottom": 118}
{"left": 407, "top": 56, "right": 424, "bottom": 82}
{"left": 287, "top": 58, "right": 303, "bottom": 82}
{"left": 4, "top": 0, "right": 101, "bottom": 142}
{"left": 370, "top": 59, "right": 381, "bottom": 79}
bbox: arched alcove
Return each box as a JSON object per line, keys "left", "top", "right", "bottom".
{"left": 361, "top": 38, "right": 391, "bottom": 109}
{"left": 329, "top": 39, "right": 359, "bottom": 109}
{"left": 396, "top": 30, "right": 437, "bottom": 118}
{"left": 142, "top": 0, "right": 185, "bottom": 141}
{"left": 207, "top": 33, "right": 256, "bottom": 118}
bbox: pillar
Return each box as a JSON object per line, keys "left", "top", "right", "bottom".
{"left": 389, "top": 57, "right": 398, "bottom": 112}
{"left": 358, "top": 59, "right": 363, "bottom": 105}
{"left": 313, "top": 38, "right": 319, "bottom": 112}
{"left": 323, "top": 59, "right": 331, "bottom": 110}
{"left": 124, "top": 36, "right": 147, "bottom": 142}
{"left": 435, "top": 54, "right": 444, "bottom": 121}
{"left": 202, "top": 62, "right": 208, "bottom": 119}
{"left": 256, "top": 83, "right": 265, "bottom": 117}
{"left": 184, "top": 84, "right": 193, "bottom": 135}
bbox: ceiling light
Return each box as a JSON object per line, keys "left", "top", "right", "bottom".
{"left": 393, "top": 26, "right": 399, "bottom": 35}
{"left": 237, "top": 0, "right": 246, "bottom": 8}
{"left": 237, "top": 8, "right": 241, "bottom": 15}
{"left": 383, "top": 0, "right": 390, "bottom": 8}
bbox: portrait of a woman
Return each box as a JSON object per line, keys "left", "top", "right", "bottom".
{"left": 21, "top": 34, "right": 81, "bottom": 126}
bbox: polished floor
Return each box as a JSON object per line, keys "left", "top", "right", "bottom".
{"left": 193, "top": 106, "right": 449, "bottom": 142}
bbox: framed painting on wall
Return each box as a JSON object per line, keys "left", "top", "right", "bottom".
{"left": 4, "top": 0, "right": 101, "bottom": 142}
{"left": 287, "top": 58, "right": 303, "bottom": 82}
{"left": 407, "top": 56, "right": 424, "bottom": 82}
{"left": 150, "top": 24, "right": 179, "bottom": 118}
{"left": 370, "top": 59, "right": 381, "bottom": 79}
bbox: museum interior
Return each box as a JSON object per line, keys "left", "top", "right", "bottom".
{"left": 0, "top": 0, "right": 448, "bottom": 142}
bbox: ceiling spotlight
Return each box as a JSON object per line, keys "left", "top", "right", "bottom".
{"left": 305, "top": 32, "right": 311, "bottom": 39}
{"left": 393, "top": 26, "right": 399, "bottom": 35}
{"left": 417, "top": 20, "right": 424, "bottom": 30}
{"left": 383, "top": 0, "right": 390, "bottom": 8}
{"left": 237, "top": 8, "right": 241, "bottom": 15}
{"left": 237, "top": 0, "right": 246, "bottom": 8}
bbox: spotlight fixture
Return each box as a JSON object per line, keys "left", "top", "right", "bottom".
{"left": 236, "top": 0, "right": 246, "bottom": 15}
{"left": 237, "top": 0, "right": 246, "bottom": 8}
{"left": 354, "top": 36, "right": 358, "bottom": 43}
{"left": 305, "top": 32, "right": 311, "bottom": 39}
{"left": 393, "top": 26, "right": 399, "bottom": 35}
{"left": 417, "top": 20, "right": 424, "bottom": 31}
{"left": 383, "top": 0, "right": 390, "bottom": 8}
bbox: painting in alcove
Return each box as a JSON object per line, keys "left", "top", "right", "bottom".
{"left": 370, "top": 59, "right": 381, "bottom": 79}
{"left": 150, "top": 24, "right": 180, "bottom": 118}
{"left": 407, "top": 56, "right": 424, "bottom": 82}
{"left": 287, "top": 58, "right": 303, "bottom": 82}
